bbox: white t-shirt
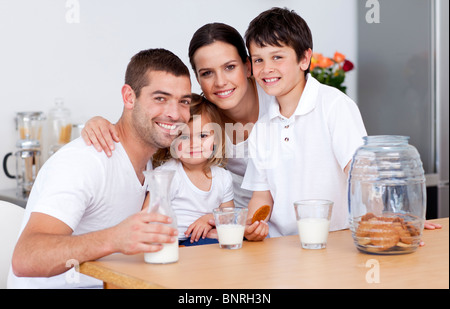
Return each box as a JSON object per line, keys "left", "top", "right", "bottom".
{"left": 242, "top": 74, "right": 367, "bottom": 237}
{"left": 224, "top": 79, "right": 273, "bottom": 208}
{"left": 8, "top": 138, "right": 148, "bottom": 289}
{"left": 156, "top": 159, "right": 234, "bottom": 240}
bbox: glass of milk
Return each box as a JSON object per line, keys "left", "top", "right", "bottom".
{"left": 294, "top": 200, "right": 333, "bottom": 249}
{"left": 213, "top": 207, "right": 248, "bottom": 249}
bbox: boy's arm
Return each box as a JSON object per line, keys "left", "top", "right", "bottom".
{"left": 344, "top": 160, "right": 352, "bottom": 176}
{"left": 244, "top": 190, "right": 273, "bottom": 241}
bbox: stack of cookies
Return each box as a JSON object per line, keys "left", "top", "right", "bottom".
{"left": 355, "top": 212, "right": 421, "bottom": 253}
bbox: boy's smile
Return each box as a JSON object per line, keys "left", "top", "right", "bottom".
{"left": 262, "top": 77, "right": 281, "bottom": 86}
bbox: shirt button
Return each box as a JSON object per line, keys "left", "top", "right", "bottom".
{"left": 284, "top": 125, "right": 289, "bottom": 129}
{"left": 284, "top": 137, "right": 289, "bottom": 142}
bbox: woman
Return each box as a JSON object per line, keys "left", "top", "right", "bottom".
{"left": 82, "top": 23, "right": 272, "bottom": 240}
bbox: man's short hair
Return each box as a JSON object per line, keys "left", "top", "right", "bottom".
{"left": 125, "top": 48, "right": 190, "bottom": 98}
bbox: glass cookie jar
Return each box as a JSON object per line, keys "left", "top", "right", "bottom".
{"left": 348, "top": 136, "right": 426, "bottom": 254}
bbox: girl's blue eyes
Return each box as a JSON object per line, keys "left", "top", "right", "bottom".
{"left": 178, "top": 133, "right": 210, "bottom": 140}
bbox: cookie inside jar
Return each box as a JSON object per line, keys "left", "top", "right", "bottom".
{"left": 353, "top": 212, "right": 423, "bottom": 254}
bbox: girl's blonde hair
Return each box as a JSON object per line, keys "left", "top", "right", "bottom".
{"left": 152, "top": 94, "right": 227, "bottom": 175}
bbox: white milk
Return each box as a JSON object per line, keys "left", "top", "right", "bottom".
{"left": 217, "top": 224, "right": 245, "bottom": 245}
{"left": 144, "top": 237, "right": 179, "bottom": 264}
{"left": 297, "top": 218, "right": 330, "bottom": 244}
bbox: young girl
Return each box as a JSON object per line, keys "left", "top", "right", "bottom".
{"left": 152, "top": 94, "right": 234, "bottom": 246}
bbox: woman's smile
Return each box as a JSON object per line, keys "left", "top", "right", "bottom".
{"left": 214, "top": 88, "right": 235, "bottom": 98}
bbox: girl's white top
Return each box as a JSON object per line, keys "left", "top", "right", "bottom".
{"left": 156, "top": 159, "right": 234, "bottom": 240}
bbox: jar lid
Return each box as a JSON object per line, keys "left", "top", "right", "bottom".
{"left": 16, "top": 111, "right": 46, "bottom": 121}
{"left": 16, "top": 138, "right": 40, "bottom": 149}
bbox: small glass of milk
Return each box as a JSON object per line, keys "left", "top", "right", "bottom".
{"left": 294, "top": 200, "right": 333, "bottom": 249}
{"left": 213, "top": 207, "right": 248, "bottom": 249}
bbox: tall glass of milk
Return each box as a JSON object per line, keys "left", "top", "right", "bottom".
{"left": 294, "top": 200, "right": 333, "bottom": 249}
{"left": 213, "top": 207, "right": 248, "bottom": 249}
{"left": 143, "top": 170, "right": 178, "bottom": 264}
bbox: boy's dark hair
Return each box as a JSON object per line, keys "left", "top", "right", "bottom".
{"left": 125, "top": 48, "right": 190, "bottom": 98}
{"left": 245, "top": 7, "right": 313, "bottom": 75}
{"left": 188, "top": 23, "right": 249, "bottom": 75}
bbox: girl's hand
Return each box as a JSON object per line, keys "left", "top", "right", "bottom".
{"left": 81, "top": 116, "right": 119, "bottom": 157}
{"left": 419, "top": 220, "right": 442, "bottom": 247}
{"left": 185, "top": 215, "right": 214, "bottom": 243}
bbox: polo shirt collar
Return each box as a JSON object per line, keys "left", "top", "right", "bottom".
{"left": 268, "top": 73, "right": 319, "bottom": 121}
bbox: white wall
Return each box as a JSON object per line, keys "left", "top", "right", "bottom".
{"left": 0, "top": 0, "right": 357, "bottom": 189}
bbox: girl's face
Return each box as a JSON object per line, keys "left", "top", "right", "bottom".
{"left": 172, "top": 113, "right": 217, "bottom": 166}
{"left": 193, "top": 41, "right": 251, "bottom": 111}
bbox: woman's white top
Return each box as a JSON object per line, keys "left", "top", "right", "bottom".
{"left": 224, "top": 81, "right": 274, "bottom": 208}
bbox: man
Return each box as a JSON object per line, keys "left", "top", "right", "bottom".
{"left": 8, "top": 48, "right": 192, "bottom": 288}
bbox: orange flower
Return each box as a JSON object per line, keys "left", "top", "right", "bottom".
{"left": 312, "top": 52, "right": 323, "bottom": 60}
{"left": 333, "top": 51, "right": 346, "bottom": 63}
{"left": 317, "top": 56, "right": 333, "bottom": 68}
{"left": 310, "top": 53, "right": 320, "bottom": 71}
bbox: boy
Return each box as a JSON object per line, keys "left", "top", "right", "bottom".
{"left": 242, "top": 7, "right": 367, "bottom": 239}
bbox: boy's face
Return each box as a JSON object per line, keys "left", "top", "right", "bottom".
{"left": 249, "top": 42, "right": 311, "bottom": 99}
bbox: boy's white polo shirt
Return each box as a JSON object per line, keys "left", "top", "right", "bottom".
{"left": 242, "top": 74, "right": 367, "bottom": 237}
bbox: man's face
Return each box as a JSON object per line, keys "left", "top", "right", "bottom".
{"left": 132, "top": 70, "right": 191, "bottom": 149}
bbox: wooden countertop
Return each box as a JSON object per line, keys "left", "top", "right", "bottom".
{"left": 79, "top": 218, "right": 448, "bottom": 289}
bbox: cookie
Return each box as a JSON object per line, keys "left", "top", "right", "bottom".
{"left": 251, "top": 205, "right": 271, "bottom": 223}
{"left": 356, "top": 221, "right": 374, "bottom": 238}
{"left": 369, "top": 224, "right": 400, "bottom": 250}
{"left": 405, "top": 222, "right": 420, "bottom": 236}
{"left": 393, "top": 221, "right": 413, "bottom": 244}
{"left": 361, "top": 212, "right": 376, "bottom": 221}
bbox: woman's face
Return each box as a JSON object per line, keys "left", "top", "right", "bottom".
{"left": 193, "top": 41, "right": 251, "bottom": 111}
